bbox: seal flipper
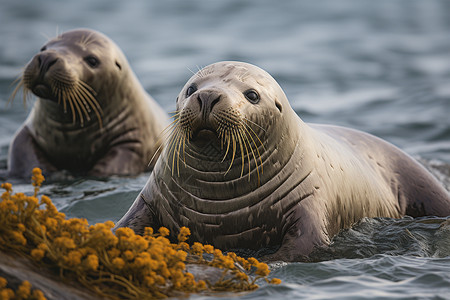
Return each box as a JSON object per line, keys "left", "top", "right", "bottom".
{"left": 90, "top": 143, "right": 147, "bottom": 177}
{"left": 8, "top": 125, "right": 56, "bottom": 179}
{"left": 262, "top": 204, "right": 330, "bottom": 262}
{"left": 114, "top": 193, "right": 156, "bottom": 235}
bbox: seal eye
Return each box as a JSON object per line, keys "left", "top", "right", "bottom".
{"left": 40, "top": 46, "right": 47, "bottom": 52}
{"left": 85, "top": 55, "right": 100, "bottom": 68}
{"left": 244, "top": 90, "right": 260, "bottom": 104}
{"left": 186, "top": 84, "right": 197, "bottom": 97}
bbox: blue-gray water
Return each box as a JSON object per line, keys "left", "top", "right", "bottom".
{"left": 1, "top": 0, "right": 450, "bottom": 299}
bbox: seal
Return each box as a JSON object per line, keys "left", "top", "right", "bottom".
{"left": 7, "top": 28, "right": 169, "bottom": 178}
{"left": 115, "top": 61, "right": 450, "bottom": 261}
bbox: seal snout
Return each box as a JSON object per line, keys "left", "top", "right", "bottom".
{"left": 37, "top": 52, "right": 59, "bottom": 76}
{"left": 196, "top": 90, "right": 222, "bottom": 123}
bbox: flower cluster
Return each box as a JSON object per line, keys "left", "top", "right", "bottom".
{"left": 0, "top": 168, "right": 280, "bottom": 299}
{"left": 0, "top": 277, "right": 46, "bottom": 300}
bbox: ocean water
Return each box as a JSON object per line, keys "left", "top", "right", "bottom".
{"left": 1, "top": 0, "right": 450, "bottom": 299}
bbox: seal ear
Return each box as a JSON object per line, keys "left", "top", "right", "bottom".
{"left": 115, "top": 61, "right": 122, "bottom": 70}
{"left": 275, "top": 100, "right": 282, "bottom": 112}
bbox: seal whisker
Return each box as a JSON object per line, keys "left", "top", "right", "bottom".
{"left": 219, "top": 127, "right": 232, "bottom": 163}
{"left": 243, "top": 120, "right": 266, "bottom": 154}
{"left": 234, "top": 127, "right": 246, "bottom": 177}
{"left": 78, "top": 80, "right": 102, "bottom": 113}
{"left": 237, "top": 127, "right": 252, "bottom": 180}
{"left": 148, "top": 113, "right": 183, "bottom": 167}
{"left": 224, "top": 129, "right": 237, "bottom": 175}
{"left": 243, "top": 116, "right": 267, "bottom": 134}
{"left": 242, "top": 121, "right": 264, "bottom": 175}
{"left": 66, "top": 87, "right": 85, "bottom": 126}
{"left": 163, "top": 122, "right": 183, "bottom": 174}
{"left": 72, "top": 85, "right": 92, "bottom": 123}
{"left": 175, "top": 126, "right": 185, "bottom": 176}
{"left": 63, "top": 87, "right": 77, "bottom": 124}
{"left": 8, "top": 76, "right": 30, "bottom": 107}
{"left": 170, "top": 127, "right": 184, "bottom": 176}
{"left": 240, "top": 125, "right": 261, "bottom": 183}
{"left": 77, "top": 81, "right": 103, "bottom": 128}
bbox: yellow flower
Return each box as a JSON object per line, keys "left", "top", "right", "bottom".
{"left": 0, "top": 276, "right": 7, "bottom": 288}
{"left": 144, "top": 227, "right": 154, "bottom": 237}
{"left": 129, "top": 235, "right": 148, "bottom": 252}
{"left": 32, "top": 289, "right": 47, "bottom": 300}
{"left": 144, "top": 276, "right": 155, "bottom": 287}
{"left": 196, "top": 280, "right": 207, "bottom": 290}
{"left": 247, "top": 257, "right": 259, "bottom": 266}
{"left": 220, "top": 256, "right": 235, "bottom": 270}
{"left": 0, "top": 289, "right": 14, "bottom": 300}
{"left": 191, "top": 242, "right": 204, "bottom": 255}
{"left": 16, "top": 223, "right": 26, "bottom": 232}
{"left": 112, "top": 257, "right": 125, "bottom": 270}
{"left": 84, "top": 254, "right": 99, "bottom": 271}
{"left": 269, "top": 278, "right": 282, "bottom": 284}
{"left": 1, "top": 182, "right": 12, "bottom": 192}
{"left": 45, "top": 217, "right": 58, "bottom": 228}
{"left": 107, "top": 248, "right": 121, "bottom": 259}
{"left": 54, "top": 237, "right": 76, "bottom": 249}
{"left": 158, "top": 227, "right": 170, "bottom": 237}
{"left": 11, "top": 231, "right": 26, "bottom": 245}
{"left": 236, "top": 272, "right": 249, "bottom": 281}
{"left": 103, "top": 220, "right": 115, "bottom": 229}
{"left": 64, "top": 250, "right": 82, "bottom": 267}
{"left": 115, "top": 227, "right": 134, "bottom": 239}
{"left": 177, "top": 227, "right": 190, "bottom": 242}
{"left": 255, "top": 262, "right": 270, "bottom": 277}
{"left": 16, "top": 280, "right": 31, "bottom": 299}
{"left": 32, "top": 167, "right": 45, "bottom": 187}
{"left": 175, "top": 250, "right": 187, "bottom": 261}
{"left": 123, "top": 250, "right": 134, "bottom": 261}
{"left": 31, "top": 249, "right": 45, "bottom": 260}
{"left": 38, "top": 243, "right": 49, "bottom": 251}
{"left": 203, "top": 245, "right": 214, "bottom": 254}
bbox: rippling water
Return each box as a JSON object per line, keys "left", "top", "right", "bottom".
{"left": 1, "top": 0, "right": 450, "bottom": 299}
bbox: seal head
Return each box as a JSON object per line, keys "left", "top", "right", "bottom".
{"left": 8, "top": 28, "right": 169, "bottom": 178}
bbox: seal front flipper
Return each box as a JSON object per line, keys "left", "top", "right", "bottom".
{"left": 7, "top": 125, "right": 56, "bottom": 178}
{"left": 114, "top": 193, "right": 156, "bottom": 235}
{"left": 262, "top": 205, "right": 330, "bottom": 262}
{"left": 90, "top": 143, "right": 146, "bottom": 177}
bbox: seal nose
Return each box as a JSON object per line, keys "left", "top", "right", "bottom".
{"left": 197, "top": 90, "right": 221, "bottom": 119}
{"left": 37, "top": 52, "right": 59, "bottom": 75}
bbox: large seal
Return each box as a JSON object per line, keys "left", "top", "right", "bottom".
{"left": 7, "top": 28, "right": 169, "bottom": 178}
{"left": 115, "top": 61, "right": 450, "bottom": 261}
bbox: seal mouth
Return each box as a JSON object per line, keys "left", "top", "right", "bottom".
{"left": 192, "top": 128, "right": 217, "bottom": 140}
{"left": 191, "top": 128, "right": 219, "bottom": 147}
{"left": 31, "top": 83, "right": 54, "bottom": 101}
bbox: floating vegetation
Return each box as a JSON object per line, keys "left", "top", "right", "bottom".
{"left": 0, "top": 168, "right": 280, "bottom": 299}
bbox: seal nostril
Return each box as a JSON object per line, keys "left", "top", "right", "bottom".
{"left": 197, "top": 95, "right": 203, "bottom": 111}
{"left": 47, "top": 58, "right": 58, "bottom": 69}
{"left": 38, "top": 53, "right": 58, "bottom": 73}
{"left": 210, "top": 96, "right": 221, "bottom": 111}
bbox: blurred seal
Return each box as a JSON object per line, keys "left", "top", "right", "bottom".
{"left": 115, "top": 61, "right": 450, "bottom": 261}
{"left": 7, "top": 28, "right": 169, "bottom": 178}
